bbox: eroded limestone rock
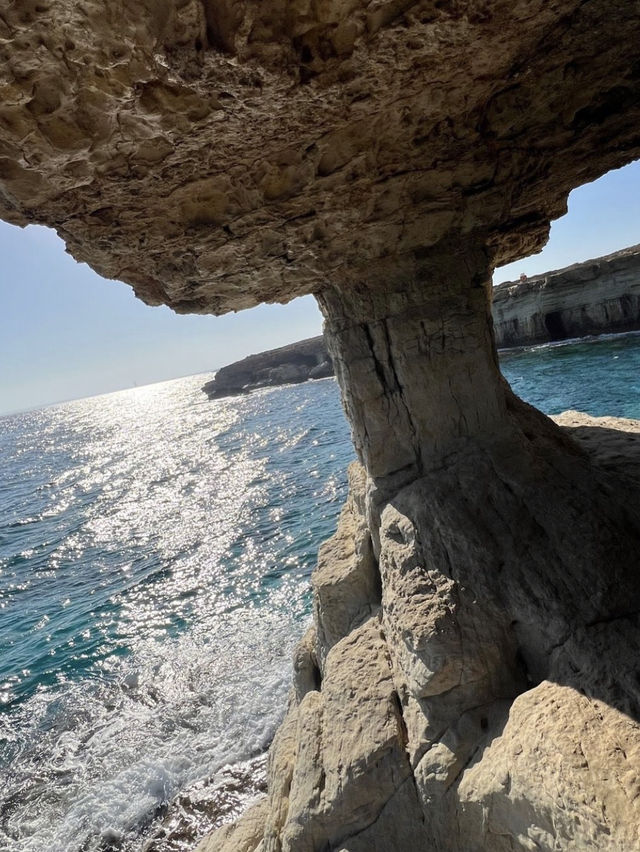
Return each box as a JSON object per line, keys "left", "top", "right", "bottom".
{"left": 196, "top": 799, "right": 270, "bottom": 852}
{"left": 200, "top": 412, "right": 640, "bottom": 852}
{"left": 202, "top": 337, "right": 332, "bottom": 399}
{"left": 458, "top": 681, "right": 640, "bottom": 851}
{"left": 3, "top": 3, "right": 640, "bottom": 851}
{"left": 2, "top": 2, "right": 640, "bottom": 312}
{"left": 264, "top": 617, "right": 431, "bottom": 852}
{"left": 553, "top": 410, "right": 640, "bottom": 485}
{"left": 313, "top": 462, "right": 380, "bottom": 663}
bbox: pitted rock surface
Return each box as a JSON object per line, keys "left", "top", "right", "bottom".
{"left": 2, "top": 1, "right": 640, "bottom": 312}
{"left": 205, "top": 417, "right": 640, "bottom": 851}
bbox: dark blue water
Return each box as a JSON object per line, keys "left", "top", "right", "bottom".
{"left": 1, "top": 331, "right": 639, "bottom": 851}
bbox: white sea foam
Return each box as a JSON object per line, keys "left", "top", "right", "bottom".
{"left": 1, "top": 605, "right": 304, "bottom": 851}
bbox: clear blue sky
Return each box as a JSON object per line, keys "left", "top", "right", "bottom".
{"left": 1, "top": 160, "right": 639, "bottom": 415}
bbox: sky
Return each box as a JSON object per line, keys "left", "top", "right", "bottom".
{"left": 1, "top": 159, "right": 639, "bottom": 415}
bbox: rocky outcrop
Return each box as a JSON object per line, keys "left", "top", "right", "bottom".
{"left": 3, "top": 3, "right": 640, "bottom": 851}
{"left": 204, "top": 412, "right": 640, "bottom": 852}
{"left": 202, "top": 336, "right": 332, "bottom": 398}
{"left": 3, "top": 1, "right": 640, "bottom": 312}
{"left": 493, "top": 245, "right": 640, "bottom": 347}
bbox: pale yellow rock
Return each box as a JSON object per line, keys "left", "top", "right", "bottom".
{"left": 292, "top": 625, "right": 321, "bottom": 703}
{"left": 261, "top": 699, "right": 300, "bottom": 851}
{"left": 196, "top": 799, "right": 269, "bottom": 852}
{"left": 3, "top": 5, "right": 640, "bottom": 852}
{"left": 312, "top": 461, "right": 379, "bottom": 663}
{"left": 458, "top": 681, "right": 640, "bottom": 851}
{"left": 1, "top": 3, "right": 640, "bottom": 312}
{"left": 493, "top": 246, "right": 640, "bottom": 347}
{"left": 552, "top": 410, "right": 640, "bottom": 484}
{"left": 270, "top": 617, "right": 429, "bottom": 851}
{"left": 245, "top": 411, "right": 640, "bottom": 851}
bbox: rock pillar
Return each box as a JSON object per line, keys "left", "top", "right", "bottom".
{"left": 318, "top": 231, "right": 640, "bottom": 670}
{"left": 206, "top": 236, "right": 640, "bottom": 851}
{"left": 317, "top": 238, "right": 505, "bottom": 488}
{"left": 311, "top": 233, "right": 640, "bottom": 846}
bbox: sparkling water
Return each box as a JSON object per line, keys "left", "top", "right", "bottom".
{"left": 1, "top": 332, "right": 639, "bottom": 851}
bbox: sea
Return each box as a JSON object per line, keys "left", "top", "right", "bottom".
{"left": 1, "top": 331, "right": 640, "bottom": 852}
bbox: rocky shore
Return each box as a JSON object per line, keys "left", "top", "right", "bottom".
{"left": 4, "top": 2, "right": 640, "bottom": 850}
{"left": 199, "top": 409, "right": 640, "bottom": 852}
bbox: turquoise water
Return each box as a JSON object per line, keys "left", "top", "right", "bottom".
{"left": 1, "top": 331, "right": 639, "bottom": 851}
{"left": 500, "top": 331, "right": 640, "bottom": 419}
{"left": 0, "top": 375, "right": 353, "bottom": 851}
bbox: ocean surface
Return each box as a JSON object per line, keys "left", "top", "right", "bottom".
{"left": 1, "top": 331, "right": 639, "bottom": 851}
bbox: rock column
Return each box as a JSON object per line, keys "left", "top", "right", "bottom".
{"left": 317, "top": 239, "right": 505, "bottom": 494}
{"left": 204, "top": 235, "right": 640, "bottom": 851}
{"left": 313, "top": 234, "right": 640, "bottom": 847}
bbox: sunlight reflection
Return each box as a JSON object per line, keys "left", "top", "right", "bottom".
{"left": 0, "top": 374, "right": 354, "bottom": 850}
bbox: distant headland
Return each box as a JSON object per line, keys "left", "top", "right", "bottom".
{"left": 202, "top": 336, "right": 333, "bottom": 399}
{"left": 203, "top": 245, "right": 640, "bottom": 400}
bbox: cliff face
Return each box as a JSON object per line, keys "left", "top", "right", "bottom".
{"left": 202, "top": 336, "right": 332, "bottom": 398}
{"left": 3, "top": 3, "right": 640, "bottom": 851}
{"left": 493, "top": 245, "right": 640, "bottom": 347}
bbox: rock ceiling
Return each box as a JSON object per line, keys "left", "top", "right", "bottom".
{"left": 1, "top": 0, "right": 640, "bottom": 313}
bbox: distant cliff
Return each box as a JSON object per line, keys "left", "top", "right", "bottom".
{"left": 202, "top": 336, "right": 333, "bottom": 399}
{"left": 493, "top": 244, "right": 640, "bottom": 347}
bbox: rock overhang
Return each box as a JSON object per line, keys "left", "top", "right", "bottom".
{"left": 5, "top": 7, "right": 640, "bottom": 851}
{"left": 1, "top": 0, "right": 640, "bottom": 315}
